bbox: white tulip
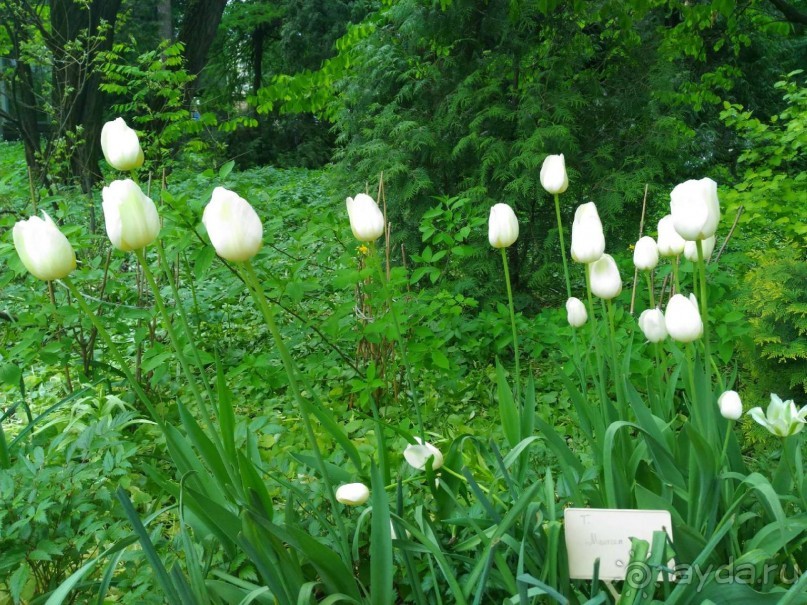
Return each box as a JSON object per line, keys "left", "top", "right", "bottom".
{"left": 657, "top": 215, "right": 686, "bottom": 257}
{"left": 403, "top": 437, "right": 444, "bottom": 471}
{"left": 718, "top": 390, "right": 743, "bottom": 421}
{"left": 100, "top": 117, "right": 144, "bottom": 171}
{"left": 748, "top": 393, "right": 807, "bottom": 437}
{"left": 202, "top": 187, "right": 263, "bottom": 262}
{"left": 566, "top": 297, "right": 588, "bottom": 328}
{"left": 12, "top": 212, "right": 76, "bottom": 281}
{"left": 633, "top": 236, "right": 659, "bottom": 271}
{"left": 488, "top": 203, "right": 519, "bottom": 248}
{"left": 335, "top": 483, "right": 370, "bottom": 506}
{"left": 664, "top": 293, "right": 703, "bottom": 343}
{"left": 570, "top": 203, "right": 605, "bottom": 264}
{"left": 102, "top": 179, "right": 161, "bottom": 251}
{"left": 684, "top": 235, "right": 716, "bottom": 263}
{"left": 346, "top": 193, "right": 385, "bottom": 242}
{"left": 670, "top": 177, "right": 720, "bottom": 241}
{"left": 638, "top": 308, "right": 667, "bottom": 343}
{"left": 589, "top": 254, "right": 622, "bottom": 300}
{"left": 540, "top": 154, "right": 569, "bottom": 194}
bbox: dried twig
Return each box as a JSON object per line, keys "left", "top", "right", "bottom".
{"left": 629, "top": 184, "right": 649, "bottom": 315}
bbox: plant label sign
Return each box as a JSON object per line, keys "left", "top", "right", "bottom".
{"left": 564, "top": 508, "right": 674, "bottom": 581}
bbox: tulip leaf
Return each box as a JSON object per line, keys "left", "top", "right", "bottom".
{"left": 496, "top": 359, "right": 520, "bottom": 449}
{"left": 370, "top": 462, "right": 393, "bottom": 605}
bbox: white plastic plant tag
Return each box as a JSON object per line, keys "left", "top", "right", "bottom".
{"left": 564, "top": 508, "right": 674, "bottom": 581}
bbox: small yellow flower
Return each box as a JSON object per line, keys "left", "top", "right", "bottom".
{"left": 358, "top": 245, "right": 369, "bottom": 255}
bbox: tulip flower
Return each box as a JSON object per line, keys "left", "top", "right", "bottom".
{"left": 748, "top": 394, "right": 807, "bottom": 437}
{"left": 571, "top": 203, "right": 605, "bottom": 264}
{"left": 633, "top": 236, "right": 659, "bottom": 271}
{"left": 488, "top": 203, "right": 519, "bottom": 248}
{"left": 346, "top": 193, "right": 385, "bottom": 242}
{"left": 540, "top": 154, "right": 569, "bottom": 194}
{"left": 669, "top": 177, "right": 720, "bottom": 241}
{"left": 12, "top": 212, "right": 76, "bottom": 281}
{"left": 403, "top": 437, "right": 444, "bottom": 471}
{"left": 566, "top": 297, "right": 587, "bottom": 328}
{"left": 589, "top": 254, "right": 622, "bottom": 300}
{"left": 102, "top": 179, "right": 161, "bottom": 251}
{"left": 202, "top": 187, "right": 263, "bottom": 262}
{"left": 100, "top": 117, "right": 144, "bottom": 171}
{"left": 718, "top": 390, "right": 743, "bottom": 421}
{"left": 638, "top": 308, "right": 667, "bottom": 343}
{"left": 684, "top": 235, "right": 716, "bottom": 263}
{"left": 657, "top": 215, "right": 686, "bottom": 257}
{"left": 335, "top": 482, "right": 370, "bottom": 506}
{"left": 664, "top": 293, "right": 703, "bottom": 343}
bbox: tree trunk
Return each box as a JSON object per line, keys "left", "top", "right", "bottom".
{"left": 158, "top": 0, "right": 173, "bottom": 41}
{"left": 177, "top": 0, "right": 228, "bottom": 95}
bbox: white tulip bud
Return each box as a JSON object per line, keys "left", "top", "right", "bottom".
{"left": 633, "top": 236, "right": 659, "bottom": 271}
{"left": 718, "top": 390, "right": 743, "bottom": 421}
{"left": 571, "top": 203, "right": 605, "bottom": 264}
{"left": 566, "top": 297, "right": 588, "bottom": 328}
{"left": 102, "top": 179, "right": 161, "bottom": 251}
{"left": 12, "top": 212, "right": 76, "bottom": 281}
{"left": 664, "top": 293, "right": 703, "bottom": 343}
{"left": 589, "top": 254, "right": 622, "bottom": 300}
{"left": 346, "top": 193, "right": 385, "bottom": 242}
{"left": 101, "top": 117, "right": 144, "bottom": 171}
{"left": 670, "top": 177, "right": 720, "bottom": 241}
{"left": 657, "top": 215, "right": 686, "bottom": 257}
{"left": 488, "top": 203, "right": 519, "bottom": 249}
{"left": 638, "top": 308, "right": 667, "bottom": 343}
{"left": 202, "top": 187, "right": 263, "bottom": 262}
{"left": 403, "top": 437, "right": 444, "bottom": 471}
{"left": 684, "top": 235, "right": 716, "bottom": 263}
{"left": 540, "top": 154, "right": 569, "bottom": 194}
{"left": 748, "top": 393, "right": 807, "bottom": 437}
{"left": 335, "top": 483, "right": 370, "bottom": 506}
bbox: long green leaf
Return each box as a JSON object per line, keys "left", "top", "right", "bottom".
{"left": 496, "top": 359, "right": 520, "bottom": 448}
{"left": 370, "top": 462, "right": 393, "bottom": 605}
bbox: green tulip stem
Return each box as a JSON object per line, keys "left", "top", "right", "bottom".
{"left": 135, "top": 249, "right": 216, "bottom": 435}
{"left": 671, "top": 256, "right": 681, "bottom": 295}
{"left": 501, "top": 247, "right": 521, "bottom": 407}
{"left": 585, "top": 265, "right": 609, "bottom": 421}
{"left": 369, "top": 243, "right": 426, "bottom": 442}
{"left": 0, "top": 421, "right": 10, "bottom": 469}
{"left": 644, "top": 271, "right": 656, "bottom": 309}
{"left": 719, "top": 420, "right": 733, "bottom": 471}
{"left": 696, "top": 240, "right": 712, "bottom": 385}
{"left": 554, "top": 193, "right": 572, "bottom": 300}
{"left": 63, "top": 276, "right": 161, "bottom": 423}
{"left": 154, "top": 242, "right": 215, "bottom": 404}
{"left": 604, "top": 298, "right": 624, "bottom": 406}
{"left": 242, "top": 261, "right": 350, "bottom": 557}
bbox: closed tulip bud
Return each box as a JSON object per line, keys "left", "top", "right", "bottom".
{"left": 633, "top": 236, "right": 659, "bottom": 271}
{"left": 100, "top": 117, "right": 144, "bottom": 171}
{"left": 683, "top": 235, "right": 716, "bottom": 263}
{"left": 335, "top": 482, "right": 370, "bottom": 506}
{"left": 589, "top": 254, "right": 622, "bottom": 300}
{"left": 566, "top": 297, "right": 588, "bottom": 328}
{"left": 657, "top": 215, "right": 686, "bottom": 257}
{"left": 571, "top": 203, "right": 605, "bottom": 264}
{"left": 670, "top": 177, "right": 720, "bottom": 241}
{"left": 664, "top": 293, "right": 703, "bottom": 343}
{"left": 718, "top": 390, "right": 743, "bottom": 421}
{"left": 346, "top": 193, "right": 385, "bottom": 242}
{"left": 102, "top": 179, "right": 161, "bottom": 251}
{"left": 202, "top": 187, "right": 263, "bottom": 262}
{"left": 403, "top": 437, "right": 444, "bottom": 471}
{"left": 638, "top": 308, "right": 667, "bottom": 343}
{"left": 748, "top": 393, "right": 807, "bottom": 437}
{"left": 540, "top": 153, "right": 569, "bottom": 194}
{"left": 488, "top": 203, "right": 519, "bottom": 248}
{"left": 12, "top": 212, "right": 76, "bottom": 281}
